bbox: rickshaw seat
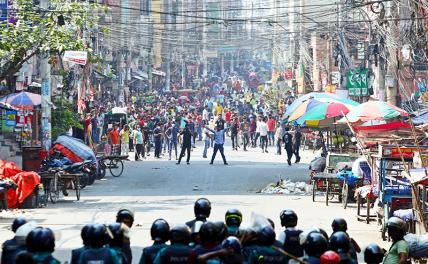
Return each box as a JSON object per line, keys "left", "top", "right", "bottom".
{"left": 390, "top": 197, "right": 413, "bottom": 212}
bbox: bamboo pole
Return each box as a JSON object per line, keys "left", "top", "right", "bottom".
{"left": 394, "top": 141, "right": 427, "bottom": 233}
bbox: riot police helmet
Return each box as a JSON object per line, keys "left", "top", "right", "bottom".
{"left": 329, "top": 231, "right": 350, "bottom": 253}
{"left": 364, "top": 243, "right": 385, "bottom": 264}
{"left": 302, "top": 231, "right": 328, "bottom": 257}
{"left": 213, "top": 221, "right": 229, "bottom": 242}
{"left": 280, "top": 209, "right": 298, "bottom": 227}
{"left": 12, "top": 217, "right": 27, "bottom": 233}
{"left": 225, "top": 209, "right": 242, "bottom": 227}
{"left": 194, "top": 198, "right": 211, "bottom": 219}
{"left": 199, "top": 221, "right": 218, "bottom": 244}
{"left": 221, "top": 236, "right": 242, "bottom": 254}
{"left": 116, "top": 209, "right": 134, "bottom": 227}
{"left": 150, "top": 219, "right": 170, "bottom": 243}
{"left": 331, "top": 218, "right": 347, "bottom": 233}
{"left": 26, "top": 227, "right": 55, "bottom": 253}
{"left": 81, "top": 224, "right": 93, "bottom": 246}
{"left": 170, "top": 224, "right": 191, "bottom": 245}
{"left": 257, "top": 226, "right": 276, "bottom": 246}
{"left": 87, "top": 224, "right": 112, "bottom": 248}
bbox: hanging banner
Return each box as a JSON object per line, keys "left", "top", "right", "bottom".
{"left": 63, "top": 51, "right": 88, "bottom": 65}
{"left": 347, "top": 68, "right": 369, "bottom": 96}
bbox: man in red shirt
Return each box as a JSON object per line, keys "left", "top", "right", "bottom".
{"left": 225, "top": 109, "right": 232, "bottom": 126}
{"left": 109, "top": 123, "right": 120, "bottom": 156}
{"left": 267, "top": 115, "right": 276, "bottom": 146}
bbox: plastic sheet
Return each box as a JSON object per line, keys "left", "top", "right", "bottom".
{"left": 405, "top": 233, "right": 428, "bottom": 258}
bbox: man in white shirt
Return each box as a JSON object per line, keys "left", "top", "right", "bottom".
{"left": 258, "top": 117, "right": 269, "bottom": 153}
{"left": 275, "top": 122, "right": 284, "bottom": 155}
{"left": 202, "top": 106, "right": 209, "bottom": 122}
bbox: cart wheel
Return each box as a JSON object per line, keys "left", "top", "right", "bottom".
{"left": 74, "top": 178, "right": 80, "bottom": 201}
{"left": 342, "top": 183, "right": 349, "bottom": 209}
{"left": 109, "top": 159, "right": 124, "bottom": 177}
{"left": 325, "top": 181, "right": 329, "bottom": 206}
{"left": 312, "top": 180, "right": 316, "bottom": 202}
{"left": 49, "top": 177, "right": 59, "bottom": 204}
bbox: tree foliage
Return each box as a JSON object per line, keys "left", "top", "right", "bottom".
{"left": 51, "top": 98, "right": 82, "bottom": 140}
{"left": 0, "top": 0, "right": 102, "bottom": 82}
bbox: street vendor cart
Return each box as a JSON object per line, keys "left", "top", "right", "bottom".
{"left": 39, "top": 169, "right": 82, "bottom": 203}
{"left": 311, "top": 152, "right": 359, "bottom": 206}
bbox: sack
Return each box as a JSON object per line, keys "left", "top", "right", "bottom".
{"left": 405, "top": 234, "right": 428, "bottom": 258}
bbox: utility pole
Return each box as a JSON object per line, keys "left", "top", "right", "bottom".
{"left": 202, "top": 0, "right": 207, "bottom": 78}
{"left": 40, "top": 0, "right": 51, "bottom": 151}
{"left": 165, "top": 0, "right": 172, "bottom": 92}
{"left": 385, "top": 0, "right": 399, "bottom": 105}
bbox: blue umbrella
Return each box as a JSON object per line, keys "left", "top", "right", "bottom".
{"left": 0, "top": 91, "right": 41, "bottom": 110}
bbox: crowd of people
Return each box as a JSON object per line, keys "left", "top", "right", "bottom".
{"left": 72, "top": 67, "right": 304, "bottom": 167}
{"left": 1, "top": 198, "right": 408, "bottom": 264}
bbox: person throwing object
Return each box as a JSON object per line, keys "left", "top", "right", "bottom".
{"left": 206, "top": 125, "right": 228, "bottom": 165}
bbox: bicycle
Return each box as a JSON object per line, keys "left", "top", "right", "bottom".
{"left": 97, "top": 155, "right": 125, "bottom": 177}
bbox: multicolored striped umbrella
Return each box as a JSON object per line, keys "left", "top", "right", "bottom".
{"left": 296, "top": 102, "right": 354, "bottom": 127}
{"left": 284, "top": 92, "right": 359, "bottom": 119}
{"left": 287, "top": 94, "right": 359, "bottom": 122}
{"left": 0, "top": 91, "right": 41, "bottom": 110}
{"left": 339, "top": 101, "right": 408, "bottom": 123}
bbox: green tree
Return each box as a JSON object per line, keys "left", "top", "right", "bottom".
{"left": 51, "top": 98, "right": 82, "bottom": 140}
{"left": 0, "top": 0, "right": 103, "bottom": 83}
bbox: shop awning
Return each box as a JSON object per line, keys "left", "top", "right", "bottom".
{"left": 152, "top": 69, "right": 166, "bottom": 77}
{"left": 133, "top": 70, "right": 148, "bottom": 79}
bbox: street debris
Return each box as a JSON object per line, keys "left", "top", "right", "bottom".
{"left": 260, "top": 179, "right": 312, "bottom": 195}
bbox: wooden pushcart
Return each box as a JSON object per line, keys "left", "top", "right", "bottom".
{"left": 39, "top": 171, "right": 82, "bottom": 203}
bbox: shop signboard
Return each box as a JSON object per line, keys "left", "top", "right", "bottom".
{"left": 347, "top": 68, "right": 369, "bottom": 96}
{"left": 63, "top": 51, "right": 88, "bottom": 65}
{"left": 331, "top": 71, "right": 340, "bottom": 85}
{"left": 5, "top": 109, "right": 16, "bottom": 127}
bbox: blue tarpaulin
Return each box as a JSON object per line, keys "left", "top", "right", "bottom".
{"left": 413, "top": 111, "right": 428, "bottom": 125}
{"left": 54, "top": 135, "right": 96, "bottom": 162}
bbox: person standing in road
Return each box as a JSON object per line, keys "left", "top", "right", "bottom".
{"left": 202, "top": 126, "right": 212, "bottom": 158}
{"left": 120, "top": 125, "right": 130, "bottom": 157}
{"left": 275, "top": 122, "right": 284, "bottom": 155}
{"left": 267, "top": 115, "right": 276, "bottom": 146}
{"left": 176, "top": 124, "right": 192, "bottom": 165}
{"left": 241, "top": 118, "right": 250, "bottom": 151}
{"left": 259, "top": 117, "right": 269, "bottom": 153}
{"left": 283, "top": 127, "right": 293, "bottom": 166}
{"left": 206, "top": 125, "right": 228, "bottom": 165}
{"left": 293, "top": 125, "right": 302, "bottom": 163}
{"left": 230, "top": 117, "right": 240, "bottom": 151}
{"left": 153, "top": 124, "right": 162, "bottom": 158}
{"left": 166, "top": 123, "right": 179, "bottom": 160}
{"left": 109, "top": 123, "right": 120, "bottom": 156}
{"left": 215, "top": 113, "right": 225, "bottom": 130}
{"left": 133, "top": 126, "right": 144, "bottom": 161}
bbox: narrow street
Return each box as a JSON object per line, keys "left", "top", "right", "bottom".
{"left": 1, "top": 142, "right": 384, "bottom": 263}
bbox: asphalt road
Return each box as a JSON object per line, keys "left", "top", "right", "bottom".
{"left": 0, "top": 141, "right": 386, "bottom": 263}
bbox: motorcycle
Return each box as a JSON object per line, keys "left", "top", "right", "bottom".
{"left": 40, "top": 155, "right": 97, "bottom": 189}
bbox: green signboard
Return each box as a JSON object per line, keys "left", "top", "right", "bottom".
{"left": 347, "top": 68, "right": 368, "bottom": 96}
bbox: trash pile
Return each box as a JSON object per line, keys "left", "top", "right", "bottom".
{"left": 260, "top": 179, "right": 312, "bottom": 195}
